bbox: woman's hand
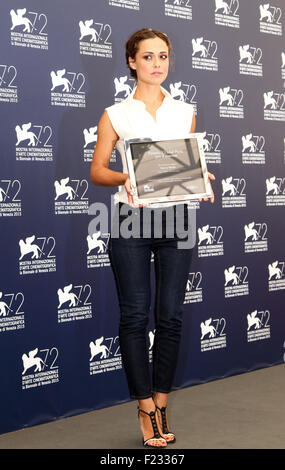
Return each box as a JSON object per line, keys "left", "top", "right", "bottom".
{"left": 124, "top": 177, "right": 135, "bottom": 207}
{"left": 124, "top": 177, "right": 143, "bottom": 208}
{"left": 199, "top": 172, "right": 215, "bottom": 204}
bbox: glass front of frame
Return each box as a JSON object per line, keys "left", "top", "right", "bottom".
{"left": 124, "top": 134, "right": 212, "bottom": 205}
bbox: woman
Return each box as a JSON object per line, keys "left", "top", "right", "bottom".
{"left": 90, "top": 28, "right": 214, "bottom": 448}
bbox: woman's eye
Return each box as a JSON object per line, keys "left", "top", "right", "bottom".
{"left": 143, "top": 54, "right": 168, "bottom": 60}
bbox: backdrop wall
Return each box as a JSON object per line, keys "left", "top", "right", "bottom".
{"left": 1, "top": 0, "right": 285, "bottom": 435}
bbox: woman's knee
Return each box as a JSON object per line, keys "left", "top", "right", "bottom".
{"left": 119, "top": 306, "right": 150, "bottom": 330}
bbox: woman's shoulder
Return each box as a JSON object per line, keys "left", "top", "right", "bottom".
{"left": 105, "top": 100, "right": 126, "bottom": 128}
{"left": 162, "top": 88, "right": 194, "bottom": 113}
{"left": 169, "top": 96, "right": 194, "bottom": 113}
{"left": 104, "top": 98, "right": 130, "bottom": 137}
{"left": 105, "top": 96, "right": 130, "bottom": 114}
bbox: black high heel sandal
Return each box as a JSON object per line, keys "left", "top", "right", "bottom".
{"left": 137, "top": 407, "right": 167, "bottom": 448}
{"left": 155, "top": 405, "right": 176, "bottom": 444}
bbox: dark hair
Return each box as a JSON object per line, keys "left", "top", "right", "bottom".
{"left": 125, "top": 28, "right": 172, "bottom": 80}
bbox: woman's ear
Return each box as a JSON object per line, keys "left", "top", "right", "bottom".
{"left": 128, "top": 57, "right": 136, "bottom": 70}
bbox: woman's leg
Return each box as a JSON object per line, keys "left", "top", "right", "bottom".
{"left": 108, "top": 235, "right": 153, "bottom": 399}
{"left": 151, "top": 231, "right": 193, "bottom": 441}
{"left": 152, "top": 238, "right": 193, "bottom": 395}
{"left": 109, "top": 235, "right": 167, "bottom": 446}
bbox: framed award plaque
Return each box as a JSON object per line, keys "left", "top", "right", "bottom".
{"left": 124, "top": 133, "right": 212, "bottom": 205}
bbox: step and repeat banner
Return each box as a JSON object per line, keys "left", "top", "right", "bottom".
{"left": 1, "top": 0, "right": 285, "bottom": 434}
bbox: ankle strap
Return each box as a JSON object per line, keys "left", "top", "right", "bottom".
{"left": 155, "top": 404, "right": 167, "bottom": 412}
{"left": 137, "top": 406, "right": 156, "bottom": 418}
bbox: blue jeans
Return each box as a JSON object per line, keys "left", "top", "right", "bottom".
{"left": 108, "top": 203, "right": 193, "bottom": 399}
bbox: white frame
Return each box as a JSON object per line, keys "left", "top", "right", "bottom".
{"left": 124, "top": 133, "right": 212, "bottom": 205}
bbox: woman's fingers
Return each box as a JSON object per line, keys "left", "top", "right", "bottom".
{"left": 124, "top": 177, "right": 133, "bottom": 195}
{"left": 208, "top": 173, "right": 215, "bottom": 203}
{"left": 209, "top": 184, "right": 215, "bottom": 203}
{"left": 199, "top": 172, "right": 215, "bottom": 203}
{"left": 124, "top": 177, "right": 134, "bottom": 206}
{"left": 125, "top": 177, "right": 143, "bottom": 208}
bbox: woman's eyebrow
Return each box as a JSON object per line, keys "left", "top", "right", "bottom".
{"left": 142, "top": 50, "right": 168, "bottom": 54}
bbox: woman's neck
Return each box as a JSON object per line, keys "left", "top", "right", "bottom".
{"left": 133, "top": 83, "right": 164, "bottom": 106}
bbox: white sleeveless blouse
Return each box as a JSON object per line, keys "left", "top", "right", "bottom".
{"left": 106, "top": 86, "right": 194, "bottom": 206}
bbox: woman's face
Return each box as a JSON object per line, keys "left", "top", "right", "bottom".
{"left": 129, "top": 36, "right": 169, "bottom": 85}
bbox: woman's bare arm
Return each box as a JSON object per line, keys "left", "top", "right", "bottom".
{"left": 90, "top": 111, "right": 128, "bottom": 187}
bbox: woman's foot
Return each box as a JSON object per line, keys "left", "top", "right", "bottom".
{"left": 138, "top": 398, "right": 167, "bottom": 448}
{"left": 153, "top": 393, "right": 176, "bottom": 444}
